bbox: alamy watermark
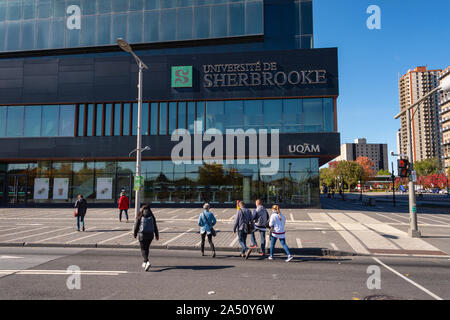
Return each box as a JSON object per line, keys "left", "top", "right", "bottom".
{"left": 171, "top": 121, "right": 280, "bottom": 176}
{"left": 366, "top": 5, "right": 382, "bottom": 30}
{"left": 366, "top": 265, "right": 381, "bottom": 290}
{"left": 66, "top": 265, "right": 81, "bottom": 290}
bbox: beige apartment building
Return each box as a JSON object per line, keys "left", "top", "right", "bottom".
{"left": 398, "top": 66, "right": 442, "bottom": 163}
{"left": 440, "top": 67, "right": 450, "bottom": 170}
{"left": 335, "top": 138, "right": 388, "bottom": 172}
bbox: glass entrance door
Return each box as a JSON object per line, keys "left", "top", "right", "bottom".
{"left": 116, "top": 174, "right": 133, "bottom": 205}
{"left": 7, "top": 175, "right": 28, "bottom": 205}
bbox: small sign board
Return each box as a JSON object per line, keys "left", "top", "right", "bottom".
{"left": 134, "top": 176, "right": 144, "bottom": 191}
{"left": 411, "top": 170, "right": 417, "bottom": 183}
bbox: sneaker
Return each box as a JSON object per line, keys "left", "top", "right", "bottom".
{"left": 82, "top": 227, "right": 85, "bottom": 232}
{"left": 144, "top": 261, "right": 151, "bottom": 271}
{"left": 259, "top": 252, "right": 265, "bottom": 257}
{"left": 268, "top": 256, "right": 273, "bottom": 260}
{"left": 286, "top": 255, "right": 293, "bottom": 262}
{"left": 245, "top": 248, "right": 252, "bottom": 259}
{"left": 212, "top": 252, "right": 216, "bottom": 258}
{"left": 250, "top": 245, "right": 258, "bottom": 249}
{"left": 142, "top": 262, "right": 146, "bottom": 268}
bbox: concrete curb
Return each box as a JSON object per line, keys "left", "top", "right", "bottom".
{"left": 0, "top": 242, "right": 356, "bottom": 257}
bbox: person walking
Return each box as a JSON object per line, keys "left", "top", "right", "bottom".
{"left": 74, "top": 194, "right": 87, "bottom": 232}
{"left": 268, "top": 205, "right": 293, "bottom": 262}
{"left": 198, "top": 203, "right": 217, "bottom": 258}
{"left": 118, "top": 192, "right": 129, "bottom": 223}
{"left": 250, "top": 199, "right": 269, "bottom": 256}
{"left": 133, "top": 204, "right": 159, "bottom": 271}
{"left": 233, "top": 201, "right": 254, "bottom": 259}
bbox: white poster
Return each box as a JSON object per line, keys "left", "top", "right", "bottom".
{"left": 34, "top": 178, "right": 49, "bottom": 200}
{"left": 53, "top": 178, "right": 69, "bottom": 200}
{"left": 97, "top": 178, "right": 113, "bottom": 200}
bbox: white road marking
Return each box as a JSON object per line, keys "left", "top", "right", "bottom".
{"left": 321, "top": 231, "right": 327, "bottom": 234}
{"left": 296, "top": 238, "right": 302, "bottom": 248}
{"left": 66, "top": 227, "right": 122, "bottom": 244}
{"left": 189, "top": 214, "right": 198, "bottom": 220}
{"left": 290, "top": 214, "right": 295, "bottom": 222}
{"left": 163, "top": 228, "right": 194, "bottom": 245}
{"left": 375, "top": 213, "right": 404, "bottom": 224}
{"left": 4, "top": 227, "right": 72, "bottom": 243}
{"left": 0, "top": 226, "right": 49, "bottom": 239}
{"left": 330, "top": 243, "right": 338, "bottom": 251}
{"left": 0, "top": 270, "right": 128, "bottom": 276}
{"left": 97, "top": 232, "right": 133, "bottom": 244}
{"left": 229, "top": 236, "right": 239, "bottom": 247}
{"left": 34, "top": 227, "right": 97, "bottom": 243}
{"left": 0, "top": 255, "right": 23, "bottom": 259}
{"left": 0, "top": 226, "right": 29, "bottom": 233}
{"left": 129, "top": 227, "right": 170, "bottom": 244}
{"left": 419, "top": 215, "right": 450, "bottom": 225}
{"left": 373, "top": 257, "right": 443, "bottom": 300}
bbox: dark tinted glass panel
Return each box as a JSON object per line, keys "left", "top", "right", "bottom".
{"left": 105, "top": 104, "right": 112, "bottom": 136}
{"left": 303, "top": 99, "right": 323, "bottom": 132}
{"left": 193, "top": 6, "right": 210, "bottom": 39}
{"left": 159, "top": 102, "right": 167, "bottom": 135}
{"left": 130, "top": 0, "right": 143, "bottom": 11}
{"left": 177, "top": 102, "right": 186, "bottom": 130}
{"left": 127, "top": 11, "right": 143, "bottom": 43}
{"left": 78, "top": 105, "right": 85, "bottom": 136}
{"left": 6, "top": 22, "right": 20, "bottom": 51}
{"left": 52, "top": 0, "right": 66, "bottom": 18}
{"left": 23, "top": 0, "right": 36, "bottom": 20}
{"left": 42, "top": 105, "right": 59, "bottom": 137}
{"left": 51, "top": 19, "right": 65, "bottom": 48}
{"left": 81, "top": 15, "right": 96, "bottom": 46}
{"left": 82, "top": 0, "right": 96, "bottom": 14}
{"left": 160, "top": 9, "right": 176, "bottom": 41}
{"left": 300, "top": 1, "right": 313, "bottom": 35}
{"left": 112, "top": 13, "right": 127, "bottom": 42}
{"left": 195, "top": 101, "right": 205, "bottom": 133}
{"left": 283, "top": 99, "right": 302, "bottom": 133}
{"left": 145, "top": 0, "right": 160, "bottom": 10}
{"left": 0, "top": 107, "right": 7, "bottom": 137}
{"left": 211, "top": 5, "right": 227, "bottom": 38}
{"left": 169, "top": 102, "right": 177, "bottom": 134}
{"left": 114, "top": 103, "right": 121, "bottom": 135}
{"left": 98, "top": 0, "right": 112, "bottom": 14}
{"left": 24, "top": 106, "right": 42, "bottom": 137}
{"left": 161, "top": 0, "right": 177, "bottom": 9}
{"left": 187, "top": 102, "right": 195, "bottom": 134}
{"left": 206, "top": 101, "right": 224, "bottom": 132}
{"left": 86, "top": 104, "right": 94, "bottom": 136}
{"left": 38, "top": 0, "right": 51, "bottom": 19}
{"left": 224, "top": 100, "right": 243, "bottom": 130}
{"left": 323, "top": 98, "right": 334, "bottom": 132}
{"left": 6, "top": 106, "right": 24, "bottom": 137}
{"left": 243, "top": 100, "right": 262, "bottom": 130}
{"left": 142, "top": 103, "right": 149, "bottom": 135}
{"left": 59, "top": 105, "right": 75, "bottom": 137}
{"left": 246, "top": 0, "right": 263, "bottom": 35}
{"left": 229, "top": 3, "right": 244, "bottom": 36}
{"left": 123, "top": 103, "right": 130, "bottom": 135}
{"left": 21, "top": 20, "right": 35, "bottom": 50}
{"left": 0, "top": 23, "right": 5, "bottom": 51}
{"left": 113, "top": 0, "right": 129, "bottom": 12}
{"left": 150, "top": 103, "right": 158, "bottom": 135}
{"left": 177, "top": 7, "right": 193, "bottom": 40}
{"left": 132, "top": 103, "right": 138, "bottom": 135}
{"left": 96, "top": 104, "right": 103, "bottom": 136}
{"left": 7, "top": 0, "right": 22, "bottom": 21}
{"left": 263, "top": 100, "right": 282, "bottom": 131}
{"left": 36, "top": 20, "right": 50, "bottom": 49}
{"left": 97, "top": 14, "right": 111, "bottom": 45}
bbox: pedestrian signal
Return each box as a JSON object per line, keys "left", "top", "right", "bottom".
{"left": 398, "top": 159, "right": 409, "bottom": 178}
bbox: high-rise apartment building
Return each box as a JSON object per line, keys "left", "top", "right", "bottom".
{"left": 440, "top": 67, "right": 450, "bottom": 170}
{"left": 335, "top": 138, "right": 388, "bottom": 172}
{"left": 398, "top": 66, "right": 442, "bottom": 163}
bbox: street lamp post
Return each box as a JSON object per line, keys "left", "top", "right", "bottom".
{"left": 391, "top": 162, "right": 396, "bottom": 207}
{"left": 394, "top": 76, "right": 450, "bottom": 237}
{"left": 117, "top": 38, "right": 149, "bottom": 221}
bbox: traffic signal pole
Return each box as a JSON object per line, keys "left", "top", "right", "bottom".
{"left": 406, "top": 109, "right": 420, "bottom": 238}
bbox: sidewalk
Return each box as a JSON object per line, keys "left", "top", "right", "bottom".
{"left": 0, "top": 205, "right": 449, "bottom": 259}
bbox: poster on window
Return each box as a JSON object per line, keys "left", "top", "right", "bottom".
{"left": 97, "top": 178, "right": 113, "bottom": 200}
{"left": 34, "top": 178, "right": 49, "bottom": 200}
{"left": 53, "top": 178, "right": 69, "bottom": 200}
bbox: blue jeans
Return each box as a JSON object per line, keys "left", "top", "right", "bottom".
{"left": 76, "top": 215, "right": 85, "bottom": 230}
{"left": 270, "top": 236, "right": 291, "bottom": 257}
{"left": 238, "top": 231, "right": 248, "bottom": 254}
{"left": 119, "top": 209, "right": 128, "bottom": 221}
{"left": 250, "top": 230, "right": 266, "bottom": 253}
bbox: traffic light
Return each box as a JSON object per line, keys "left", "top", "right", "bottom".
{"left": 398, "top": 159, "right": 409, "bottom": 178}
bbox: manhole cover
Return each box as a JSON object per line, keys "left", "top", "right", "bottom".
{"left": 364, "top": 295, "right": 403, "bottom": 300}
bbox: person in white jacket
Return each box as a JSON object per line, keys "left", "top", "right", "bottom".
{"left": 268, "top": 205, "right": 293, "bottom": 262}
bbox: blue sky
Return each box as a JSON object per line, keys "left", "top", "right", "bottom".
{"left": 313, "top": 0, "right": 450, "bottom": 171}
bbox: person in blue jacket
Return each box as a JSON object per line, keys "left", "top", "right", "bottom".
{"left": 198, "top": 203, "right": 217, "bottom": 258}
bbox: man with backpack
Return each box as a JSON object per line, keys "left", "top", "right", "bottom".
{"left": 250, "top": 199, "right": 269, "bottom": 256}
{"left": 233, "top": 201, "right": 254, "bottom": 259}
{"left": 133, "top": 204, "right": 159, "bottom": 271}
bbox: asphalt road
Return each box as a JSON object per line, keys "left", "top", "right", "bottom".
{"left": 0, "top": 247, "right": 448, "bottom": 300}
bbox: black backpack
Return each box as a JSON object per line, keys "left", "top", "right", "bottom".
{"left": 139, "top": 215, "right": 155, "bottom": 234}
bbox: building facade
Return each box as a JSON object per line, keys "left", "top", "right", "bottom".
{"left": 440, "top": 66, "right": 450, "bottom": 170}
{"left": 0, "top": 0, "right": 339, "bottom": 208}
{"left": 335, "top": 138, "right": 388, "bottom": 172}
{"left": 399, "top": 66, "right": 442, "bottom": 163}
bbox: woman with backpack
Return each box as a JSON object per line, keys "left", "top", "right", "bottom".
{"left": 74, "top": 194, "right": 87, "bottom": 232}
{"left": 118, "top": 192, "right": 129, "bottom": 223}
{"left": 268, "top": 205, "right": 293, "bottom": 262}
{"left": 198, "top": 203, "right": 217, "bottom": 258}
{"left": 133, "top": 204, "right": 159, "bottom": 271}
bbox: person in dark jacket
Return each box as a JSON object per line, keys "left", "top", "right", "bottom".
{"left": 74, "top": 194, "right": 88, "bottom": 232}
{"left": 250, "top": 199, "right": 269, "bottom": 256}
{"left": 133, "top": 204, "right": 159, "bottom": 271}
{"left": 233, "top": 201, "right": 254, "bottom": 259}
{"left": 118, "top": 192, "right": 129, "bottom": 223}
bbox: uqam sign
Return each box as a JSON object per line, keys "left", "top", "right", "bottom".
{"left": 288, "top": 143, "right": 321, "bottom": 154}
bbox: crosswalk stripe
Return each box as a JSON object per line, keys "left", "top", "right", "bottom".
{"left": 98, "top": 232, "right": 132, "bottom": 244}
{"left": 5, "top": 227, "right": 72, "bottom": 243}
{"left": 35, "top": 227, "right": 97, "bottom": 243}
{"left": 66, "top": 227, "right": 122, "bottom": 244}
{"left": 163, "top": 228, "right": 194, "bottom": 245}
{"left": 0, "top": 226, "right": 48, "bottom": 239}
{"left": 296, "top": 238, "right": 302, "bottom": 248}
